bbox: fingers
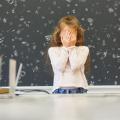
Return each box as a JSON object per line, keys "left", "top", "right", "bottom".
{"left": 65, "top": 30, "right": 71, "bottom": 40}
{"left": 61, "top": 30, "right": 71, "bottom": 41}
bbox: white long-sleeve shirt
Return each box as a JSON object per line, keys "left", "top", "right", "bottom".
{"left": 48, "top": 46, "right": 89, "bottom": 91}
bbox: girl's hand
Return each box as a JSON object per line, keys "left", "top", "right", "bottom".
{"left": 60, "top": 30, "right": 77, "bottom": 47}
{"left": 60, "top": 30, "right": 71, "bottom": 47}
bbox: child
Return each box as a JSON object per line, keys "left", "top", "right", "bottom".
{"left": 48, "top": 15, "right": 90, "bottom": 94}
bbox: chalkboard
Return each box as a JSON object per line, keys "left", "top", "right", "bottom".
{"left": 0, "top": 0, "right": 119, "bottom": 86}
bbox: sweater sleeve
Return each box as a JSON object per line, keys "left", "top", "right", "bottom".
{"left": 48, "top": 47, "right": 69, "bottom": 72}
{"left": 69, "top": 46, "right": 89, "bottom": 71}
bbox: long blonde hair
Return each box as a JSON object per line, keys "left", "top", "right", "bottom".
{"left": 50, "top": 15, "right": 85, "bottom": 46}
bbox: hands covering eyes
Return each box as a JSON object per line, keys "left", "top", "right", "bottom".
{"left": 60, "top": 29, "right": 77, "bottom": 47}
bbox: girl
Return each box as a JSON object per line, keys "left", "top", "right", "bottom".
{"left": 48, "top": 15, "right": 90, "bottom": 94}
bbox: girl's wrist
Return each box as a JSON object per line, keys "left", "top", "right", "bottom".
{"left": 62, "top": 45, "right": 75, "bottom": 53}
